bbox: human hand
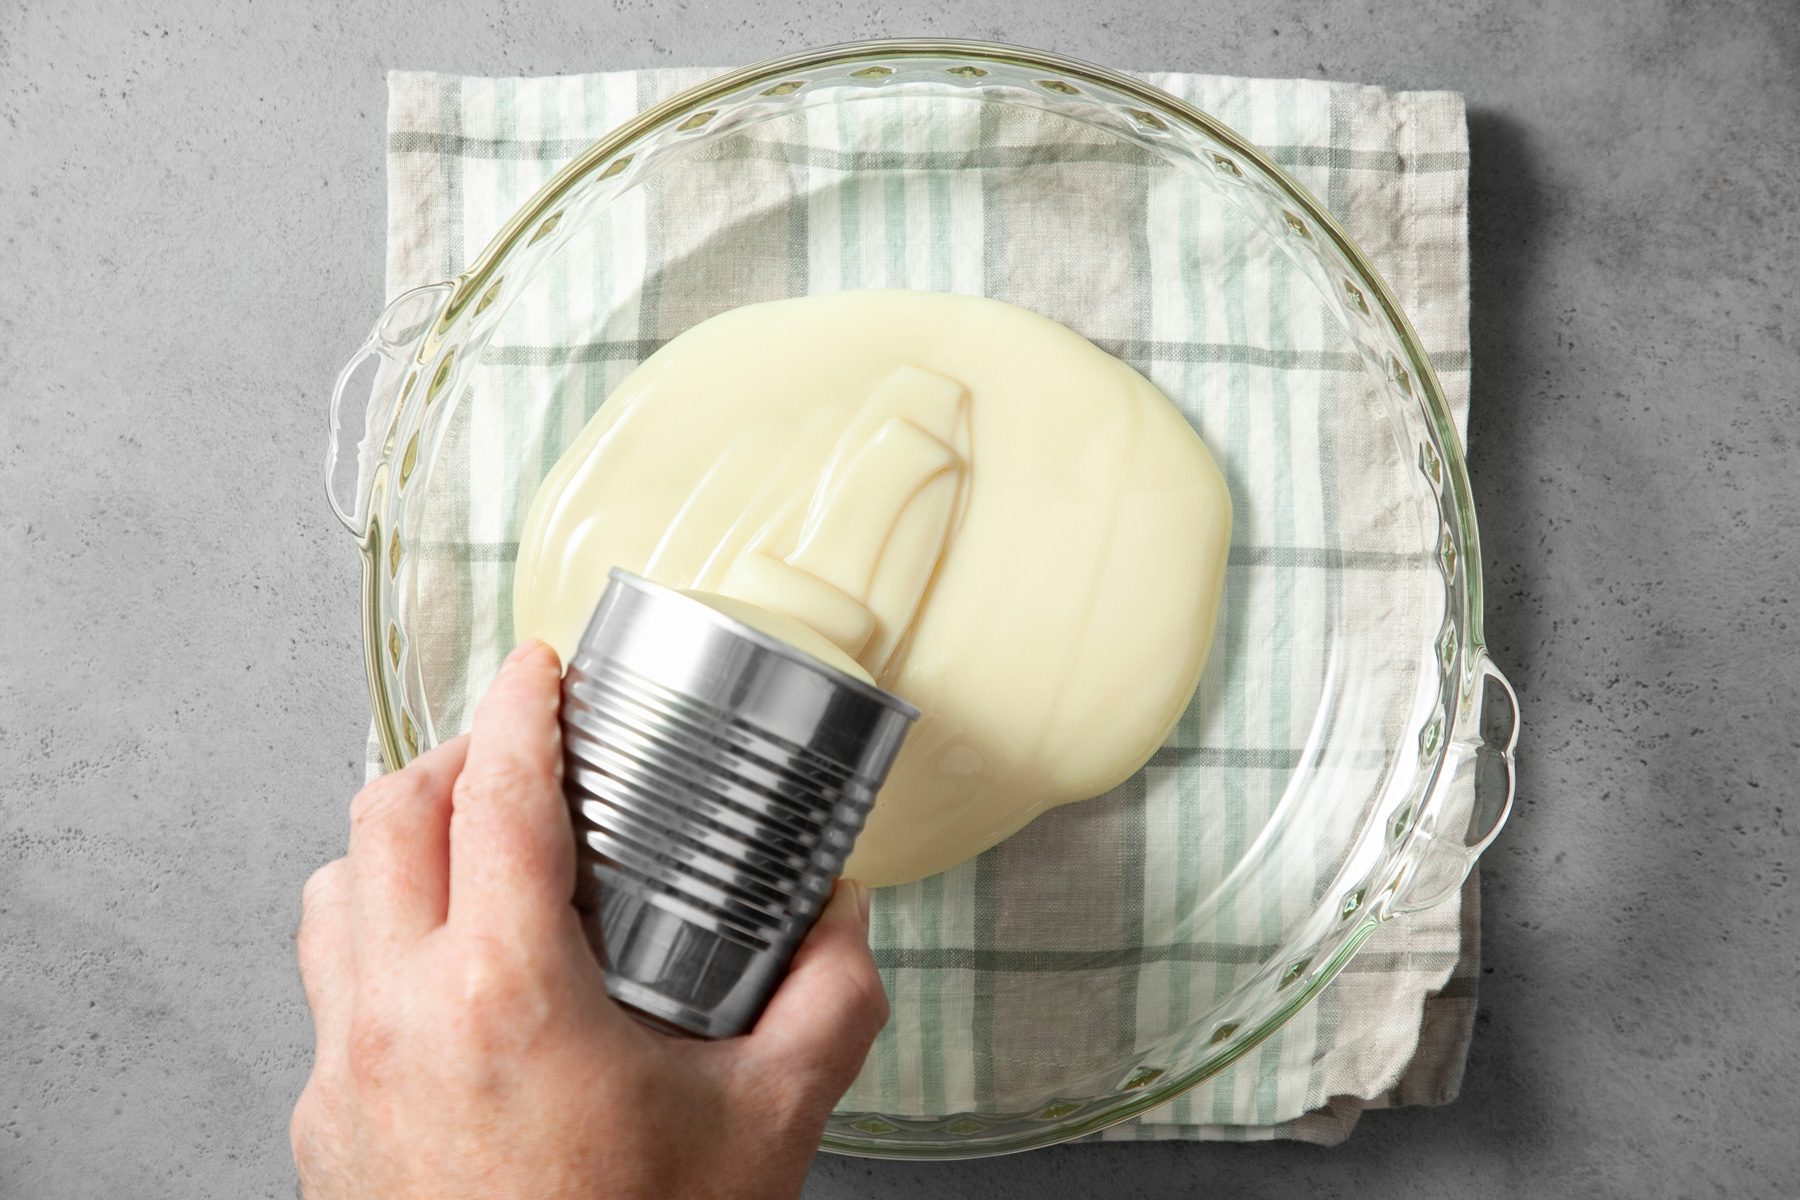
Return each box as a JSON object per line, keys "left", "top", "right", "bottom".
{"left": 291, "top": 640, "right": 888, "bottom": 1200}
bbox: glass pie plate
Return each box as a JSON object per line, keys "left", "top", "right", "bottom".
{"left": 324, "top": 40, "right": 1518, "bottom": 1157}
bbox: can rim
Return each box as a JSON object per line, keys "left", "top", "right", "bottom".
{"left": 604, "top": 568, "right": 923, "bottom": 722}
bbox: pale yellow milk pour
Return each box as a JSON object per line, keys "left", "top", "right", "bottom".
{"left": 514, "top": 290, "right": 1231, "bottom": 887}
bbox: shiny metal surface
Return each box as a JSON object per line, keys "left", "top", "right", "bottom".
{"left": 561, "top": 569, "right": 918, "bottom": 1038}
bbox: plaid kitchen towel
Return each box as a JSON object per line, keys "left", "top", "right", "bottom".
{"left": 375, "top": 65, "right": 1475, "bottom": 1143}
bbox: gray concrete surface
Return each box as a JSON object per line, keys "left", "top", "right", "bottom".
{"left": 3, "top": 0, "right": 1797, "bottom": 1196}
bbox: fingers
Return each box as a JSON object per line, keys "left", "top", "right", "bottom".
{"left": 447, "top": 640, "right": 574, "bottom": 934}
{"left": 746, "top": 879, "right": 887, "bottom": 1102}
{"left": 297, "top": 859, "right": 354, "bottom": 1053}
{"left": 347, "top": 735, "right": 468, "bottom": 961}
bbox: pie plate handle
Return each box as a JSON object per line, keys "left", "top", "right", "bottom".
{"left": 324, "top": 282, "right": 454, "bottom": 538}
{"left": 1392, "top": 653, "right": 1520, "bottom": 915}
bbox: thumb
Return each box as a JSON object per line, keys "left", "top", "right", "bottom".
{"left": 745, "top": 879, "right": 888, "bottom": 1102}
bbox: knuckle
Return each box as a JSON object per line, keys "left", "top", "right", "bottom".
{"left": 300, "top": 861, "right": 344, "bottom": 913}
{"left": 438, "top": 936, "right": 562, "bottom": 1063}
{"left": 288, "top": 1108, "right": 310, "bottom": 1170}
{"left": 448, "top": 770, "right": 483, "bottom": 814}
{"left": 452, "top": 934, "right": 532, "bottom": 1013}
{"left": 845, "top": 963, "right": 890, "bottom": 1038}
{"left": 452, "top": 756, "right": 555, "bottom": 816}
{"left": 448, "top": 768, "right": 565, "bottom": 885}
{"left": 294, "top": 913, "right": 334, "bottom": 976}
{"left": 349, "top": 773, "right": 418, "bottom": 829}
{"left": 291, "top": 1082, "right": 348, "bottom": 1196}
{"left": 295, "top": 864, "right": 346, "bottom": 973}
{"left": 289, "top": 1082, "right": 322, "bottom": 1156}
{"left": 809, "top": 957, "right": 889, "bottom": 1046}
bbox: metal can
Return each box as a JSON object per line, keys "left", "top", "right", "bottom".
{"left": 560, "top": 569, "right": 917, "bottom": 1038}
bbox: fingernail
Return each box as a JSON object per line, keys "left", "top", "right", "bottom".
{"left": 503, "top": 639, "right": 544, "bottom": 668}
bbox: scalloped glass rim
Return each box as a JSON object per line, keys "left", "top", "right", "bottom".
{"left": 347, "top": 40, "right": 1500, "bottom": 1157}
